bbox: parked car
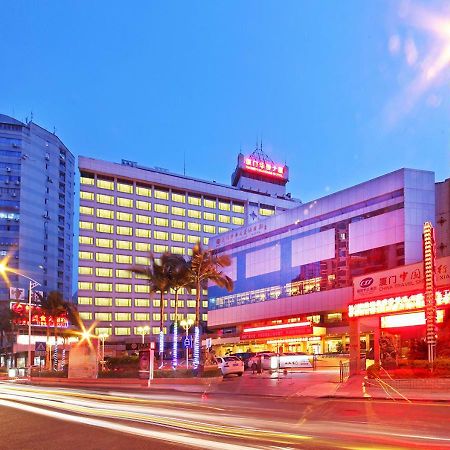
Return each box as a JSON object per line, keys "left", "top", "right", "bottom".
{"left": 248, "top": 352, "right": 275, "bottom": 371}
{"left": 229, "top": 352, "right": 255, "bottom": 369}
{"left": 215, "top": 356, "right": 244, "bottom": 377}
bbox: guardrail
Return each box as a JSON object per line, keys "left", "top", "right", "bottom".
{"left": 339, "top": 361, "right": 350, "bottom": 383}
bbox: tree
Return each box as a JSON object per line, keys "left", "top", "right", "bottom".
{"left": 188, "top": 243, "right": 233, "bottom": 371}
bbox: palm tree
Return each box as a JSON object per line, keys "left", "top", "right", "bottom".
{"left": 188, "top": 242, "right": 233, "bottom": 371}
{"left": 131, "top": 253, "right": 173, "bottom": 367}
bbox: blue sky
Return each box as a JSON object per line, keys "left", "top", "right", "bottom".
{"left": 1, "top": 1, "right": 449, "bottom": 202}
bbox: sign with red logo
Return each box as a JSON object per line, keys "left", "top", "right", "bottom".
{"left": 241, "top": 324, "right": 313, "bottom": 341}
{"left": 243, "top": 156, "right": 287, "bottom": 180}
{"left": 10, "top": 302, "right": 69, "bottom": 328}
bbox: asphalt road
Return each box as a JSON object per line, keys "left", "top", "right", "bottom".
{"left": 0, "top": 380, "right": 450, "bottom": 450}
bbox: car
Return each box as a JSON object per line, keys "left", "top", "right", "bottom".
{"left": 248, "top": 352, "right": 275, "bottom": 371}
{"left": 229, "top": 352, "right": 255, "bottom": 369}
{"left": 215, "top": 356, "right": 244, "bottom": 377}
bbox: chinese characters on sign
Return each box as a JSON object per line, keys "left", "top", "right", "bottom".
{"left": 423, "top": 221, "right": 436, "bottom": 347}
{"left": 10, "top": 302, "right": 69, "bottom": 328}
{"left": 214, "top": 222, "right": 268, "bottom": 248}
{"left": 243, "top": 156, "right": 285, "bottom": 179}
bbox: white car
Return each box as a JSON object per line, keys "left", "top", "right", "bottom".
{"left": 215, "top": 356, "right": 244, "bottom": 377}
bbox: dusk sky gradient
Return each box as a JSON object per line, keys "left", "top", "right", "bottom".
{"left": 1, "top": 1, "right": 449, "bottom": 202}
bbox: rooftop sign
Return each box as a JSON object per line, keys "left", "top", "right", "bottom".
{"left": 243, "top": 156, "right": 287, "bottom": 180}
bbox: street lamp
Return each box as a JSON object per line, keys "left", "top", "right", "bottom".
{"left": 98, "top": 332, "right": 108, "bottom": 371}
{"left": 0, "top": 263, "right": 40, "bottom": 378}
{"left": 137, "top": 325, "right": 150, "bottom": 344}
{"left": 180, "top": 318, "right": 193, "bottom": 369}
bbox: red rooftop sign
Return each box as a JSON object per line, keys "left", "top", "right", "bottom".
{"left": 243, "top": 156, "right": 286, "bottom": 179}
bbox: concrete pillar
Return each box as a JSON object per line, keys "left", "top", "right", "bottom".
{"left": 349, "top": 318, "right": 361, "bottom": 376}
{"left": 373, "top": 317, "right": 381, "bottom": 365}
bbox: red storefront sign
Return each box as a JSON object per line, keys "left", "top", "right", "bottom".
{"left": 241, "top": 323, "right": 313, "bottom": 341}
{"left": 10, "top": 302, "right": 69, "bottom": 328}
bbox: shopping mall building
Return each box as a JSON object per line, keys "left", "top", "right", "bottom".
{"left": 208, "top": 168, "right": 449, "bottom": 357}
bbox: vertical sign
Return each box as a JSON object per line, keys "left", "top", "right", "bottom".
{"left": 423, "top": 221, "right": 436, "bottom": 367}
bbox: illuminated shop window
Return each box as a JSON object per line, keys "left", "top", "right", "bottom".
{"left": 187, "top": 235, "right": 200, "bottom": 244}
{"left": 171, "top": 233, "right": 185, "bottom": 242}
{"left": 154, "top": 204, "right": 169, "bottom": 214}
{"left": 154, "top": 217, "right": 169, "bottom": 227}
{"left": 97, "top": 179, "right": 114, "bottom": 190}
{"left": 78, "top": 266, "right": 93, "bottom": 275}
{"left": 117, "top": 197, "right": 133, "bottom": 208}
{"left": 96, "top": 253, "right": 113, "bottom": 263}
{"left": 171, "top": 220, "right": 185, "bottom": 229}
{"left": 203, "top": 212, "right": 216, "bottom": 221}
{"left": 188, "top": 222, "right": 200, "bottom": 231}
{"left": 96, "top": 208, "right": 114, "bottom": 219}
{"left": 154, "top": 189, "right": 169, "bottom": 200}
{"left": 95, "top": 298, "right": 113, "bottom": 306}
{"left": 117, "top": 211, "right": 133, "bottom": 222}
{"left": 232, "top": 203, "right": 245, "bottom": 214}
{"left": 136, "top": 214, "right": 151, "bottom": 224}
{"left": 95, "top": 328, "right": 112, "bottom": 336}
{"left": 203, "top": 198, "right": 216, "bottom": 209}
{"left": 97, "top": 194, "right": 114, "bottom": 205}
{"left": 218, "top": 227, "right": 229, "bottom": 233}
{"left": 135, "top": 313, "right": 150, "bottom": 321}
{"left": 79, "top": 251, "right": 93, "bottom": 260}
{"left": 135, "top": 299, "right": 150, "bottom": 307}
{"left": 136, "top": 200, "right": 151, "bottom": 211}
{"left": 135, "top": 242, "right": 151, "bottom": 252}
{"left": 326, "top": 313, "right": 342, "bottom": 322}
{"left": 171, "top": 206, "right": 185, "bottom": 216}
{"left": 115, "top": 327, "right": 131, "bottom": 336}
{"left": 154, "top": 231, "right": 169, "bottom": 240}
{"left": 80, "top": 191, "right": 95, "bottom": 200}
{"left": 172, "top": 192, "right": 186, "bottom": 203}
{"left": 136, "top": 185, "right": 152, "bottom": 197}
{"left": 232, "top": 217, "right": 244, "bottom": 226}
{"left": 79, "top": 312, "right": 92, "bottom": 320}
{"left": 78, "top": 281, "right": 92, "bottom": 290}
{"left": 203, "top": 237, "right": 209, "bottom": 245}
{"left": 97, "top": 223, "right": 113, "bottom": 233}
{"left": 79, "top": 221, "right": 94, "bottom": 230}
{"left": 117, "top": 226, "right": 132, "bottom": 236}
{"left": 80, "top": 176, "right": 94, "bottom": 185}
{"left": 188, "top": 209, "right": 201, "bottom": 219}
{"left": 80, "top": 206, "right": 94, "bottom": 215}
{"left": 218, "top": 214, "right": 230, "bottom": 223}
{"left": 171, "top": 246, "right": 185, "bottom": 255}
{"left": 115, "top": 312, "right": 131, "bottom": 321}
{"left": 116, "top": 283, "right": 132, "bottom": 293}
{"left": 152, "top": 313, "right": 160, "bottom": 321}
{"left": 218, "top": 201, "right": 231, "bottom": 211}
{"left": 96, "top": 238, "right": 113, "bottom": 248}
{"left": 96, "top": 267, "right": 113, "bottom": 277}
{"left": 307, "top": 315, "right": 321, "bottom": 324}
{"left": 79, "top": 236, "right": 93, "bottom": 245}
{"left": 95, "top": 283, "right": 113, "bottom": 292}
{"left": 135, "top": 284, "right": 150, "bottom": 293}
{"left": 116, "top": 240, "right": 132, "bottom": 250}
{"left": 260, "top": 207, "right": 275, "bottom": 216}
{"left": 95, "top": 312, "right": 112, "bottom": 321}
{"left": 115, "top": 298, "right": 132, "bottom": 307}
{"left": 116, "top": 254, "right": 132, "bottom": 264}
{"left": 117, "top": 182, "right": 133, "bottom": 194}
{"left": 188, "top": 195, "right": 201, "bottom": 206}
{"left": 203, "top": 225, "right": 216, "bottom": 234}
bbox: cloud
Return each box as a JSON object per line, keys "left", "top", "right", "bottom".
{"left": 389, "top": 34, "right": 401, "bottom": 55}
{"left": 404, "top": 37, "right": 418, "bottom": 65}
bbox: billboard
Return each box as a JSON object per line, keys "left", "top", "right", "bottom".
{"left": 10, "top": 302, "right": 69, "bottom": 328}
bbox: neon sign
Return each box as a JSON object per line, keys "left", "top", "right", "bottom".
{"left": 423, "top": 221, "right": 437, "bottom": 345}
{"left": 243, "top": 157, "right": 285, "bottom": 179}
{"left": 10, "top": 302, "right": 69, "bottom": 328}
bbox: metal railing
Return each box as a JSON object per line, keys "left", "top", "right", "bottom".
{"left": 339, "top": 360, "right": 350, "bottom": 382}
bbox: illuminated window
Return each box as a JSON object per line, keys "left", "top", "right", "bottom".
{"left": 95, "top": 327, "right": 112, "bottom": 336}
{"left": 117, "top": 226, "right": 132, "bottom": 236}
{"left": 136, "top": 214, "right": 151, "bottom": 224}
{"left": 135, "top": 256, "right": 150, "bottom": 265}
{"left": 96, "top": 208, "right": 114, "bottom": 219}
{"left": 154, "top": 230, "right": 168, "bottom": 240}
{"left": 135, "top": 299, "right": 150, "bottom": 307}
{"left": 188, "top": 222, "right": 200, "bottom": 231}
{"left": 116, "top": 240, "right": 132, "bottom": 250}
{"left": 79, "top": 312, "right": 92, "bottom": 320}
{"left": 96, "top": 267, "right": 112, "bottom": 277}
{"left": 95, "top": 283, "right": 113, "bottom": 292}
{"left": 171, "top": 206, "right": 185, "bottom": 216}
{"left": 153, "top": 299, "right": 160, "bottom": 308}
{"left": 79, "top": 251, "right": 93, "bottom": 260}
{"left": 171, "top": 233, "right": 185, "bottom": 242}
{"left": 135, "top": 242, "right": 151, "bottom": 252}
{"left": 154, "top": 189, "right": 169, "bottom": 200}
{"left": 188, "top": 209, "right": 201, "bottom": 219}
{"left": 187, "top": 235, "right": 199, "bottom": 244}
{"left": 202, "top": 289, "right": 208, "bottom": 295}
{"left": 152, "top": 327, "right": 160, "bottom": 335}
{"left": 79, "top": 236, "right": 93, "bottom": 245}
{"left": 202, "top": 313, "right": 208, "bottom": 322}
{"left": 204, "top": 198, "right": 216, "bottom": 209}
{"left": 95, "top": 312, "right": 112, "bottom": 321}
{"left": 80, "top": 176, "right": 94, "bottom": 185}
{"left": 95, "top": 297, "right": 113, "bottom": 306}
{"left": 135, "top": 284, "right": 150, "bottom": 293}
{"left": 80, "top": 191, "right": 94, "bottom": 201}
{"left": 134, "top": 272, "right": 148, "bottom": 280}
{"left": 188, "top": 195, "right": 201, "bottom": 206}
{"left": 115, "top": 327, "right": 131, "bottom": 335}
{"left": 117, "top": 182, "right": 133, "bottom": 194}
{"left": 96, "top": 238, "right": 113, "bottom": 248}
{"left": 115, "top": 269, "right": 131, "bottom": 278}
{"left": 154, "top": 204, "right": 169, "bottom": 214}
{"left": 232, "top": 217, "right": 244, "bottom": 226}
{"left": 77, "top": 297, "right": 92, "bottom": 305}
{"left": 136, "top": 200, "right": 151, "bottom": 211}
{"left": 78, "top": 266, "right": 93, "bottom": 275}
{"left": 218, "top": 227, "right": 229, "bottom": 233}
{"left": 218, "top": 214, "right": 230, "bottom": 223}
{"left": 232, "top": 203, "right": 245, "bottom": 214}
{"left": 135, "top": 228, "right": 151, "bottom": 238}
{"left": 154, "top": 217, "right": 169, "bottom": 227}
{"left": 203, "top": 237, "right": 209, "bottom": 245}
{"left": 80, "top": 206, "right": 94, "bottom": 215}
{"left": 171, "top": 246, "right": 185, "bottom": 255}
{"left": 116, "top": 211, "right": 133, "bottom": 222}
{"left": 116, "top": 254, "right": 132, "bottom": 264}
{"left": 115, "top": 298, "right": 132, "bottom": 307}
{"left": 97, "top": 223, "right": 114, "bottom": 233}
{"left": 152, "top": 313, "right": 160, "bottom": 321}
{"left": 187, "top": 248, "right": 193, "bottom": 256}
{"left": 78, "top": 281, "right": 92, "bottom": 290}
{"left": 187, "top": 300, "right": 196, "bottom": 308}
{"left": 203, "top": 225, "right": 216, "bottom": 234}
{"left": 172, "top": 192, "right": 185, "bottom": 203}
{"left": 171, "top": 220, "right": 185, "bottom": 229}
{"left": 116, "top": 283, "right": 132, "bottom": 293}
{"left": 218, "top": 201, "right": 230, "bottom": 211}
{"left": 136, "top": 185, "right": 152, "bottom": 197}
{"left": 97, "top": 179, "right": 114, "bottom": 190}
{"left": 117, "top": 197, "right": 133, "bottom": 208}
{"left": 79, "top": 221, "right": 94, "bottom": 230}
{"left": 203, "top": 212, "right": 216, "bottom": 221}
{"left": 135, "top": 313, "right": 150, "bottom": 321}
{"left": 326, "top": 313, "right": 343, "bottom": 323}
{"left": 96, "top": 253, "right": 113, "bottom": 263}
{"left": 260, "top": 207, "right": 275, "bottom": 216}
{"left": 154, "top": 244, "right": 168, "bottom": 253}
{"left": 97, "top": 194, "right": 114, "bottom": 205}
{"left": 202, "top": 300, "right": 208, "bottom": 308}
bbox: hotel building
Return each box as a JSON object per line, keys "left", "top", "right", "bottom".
{"left": 77, "top": 150, "right": 300, "bottom": 346}
{"left": 208, "top": 168, "right": 436, "bottom": 355}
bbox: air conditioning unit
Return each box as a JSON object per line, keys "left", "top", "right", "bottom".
{"left": 6, "top": 167, "right": 11, "bottom": 172}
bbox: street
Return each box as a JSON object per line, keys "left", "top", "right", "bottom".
{"left": 0, "top": 375, "right": 450, "bottom": 449}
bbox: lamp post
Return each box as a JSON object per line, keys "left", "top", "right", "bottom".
{"left": 98, "top": 333, "right": 108, "bottom": 371}
{"left": 0, "top": 264, "right": 40, "bottom": 378}
{"left": 180, "top": 318, "right": 193, "bottom": 369}
{"left": 137, "top": 326, "right": 150, "bottom": 344}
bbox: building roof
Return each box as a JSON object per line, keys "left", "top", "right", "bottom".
{"left": 0, "top": 114, "right": 25, "bottom": 126}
